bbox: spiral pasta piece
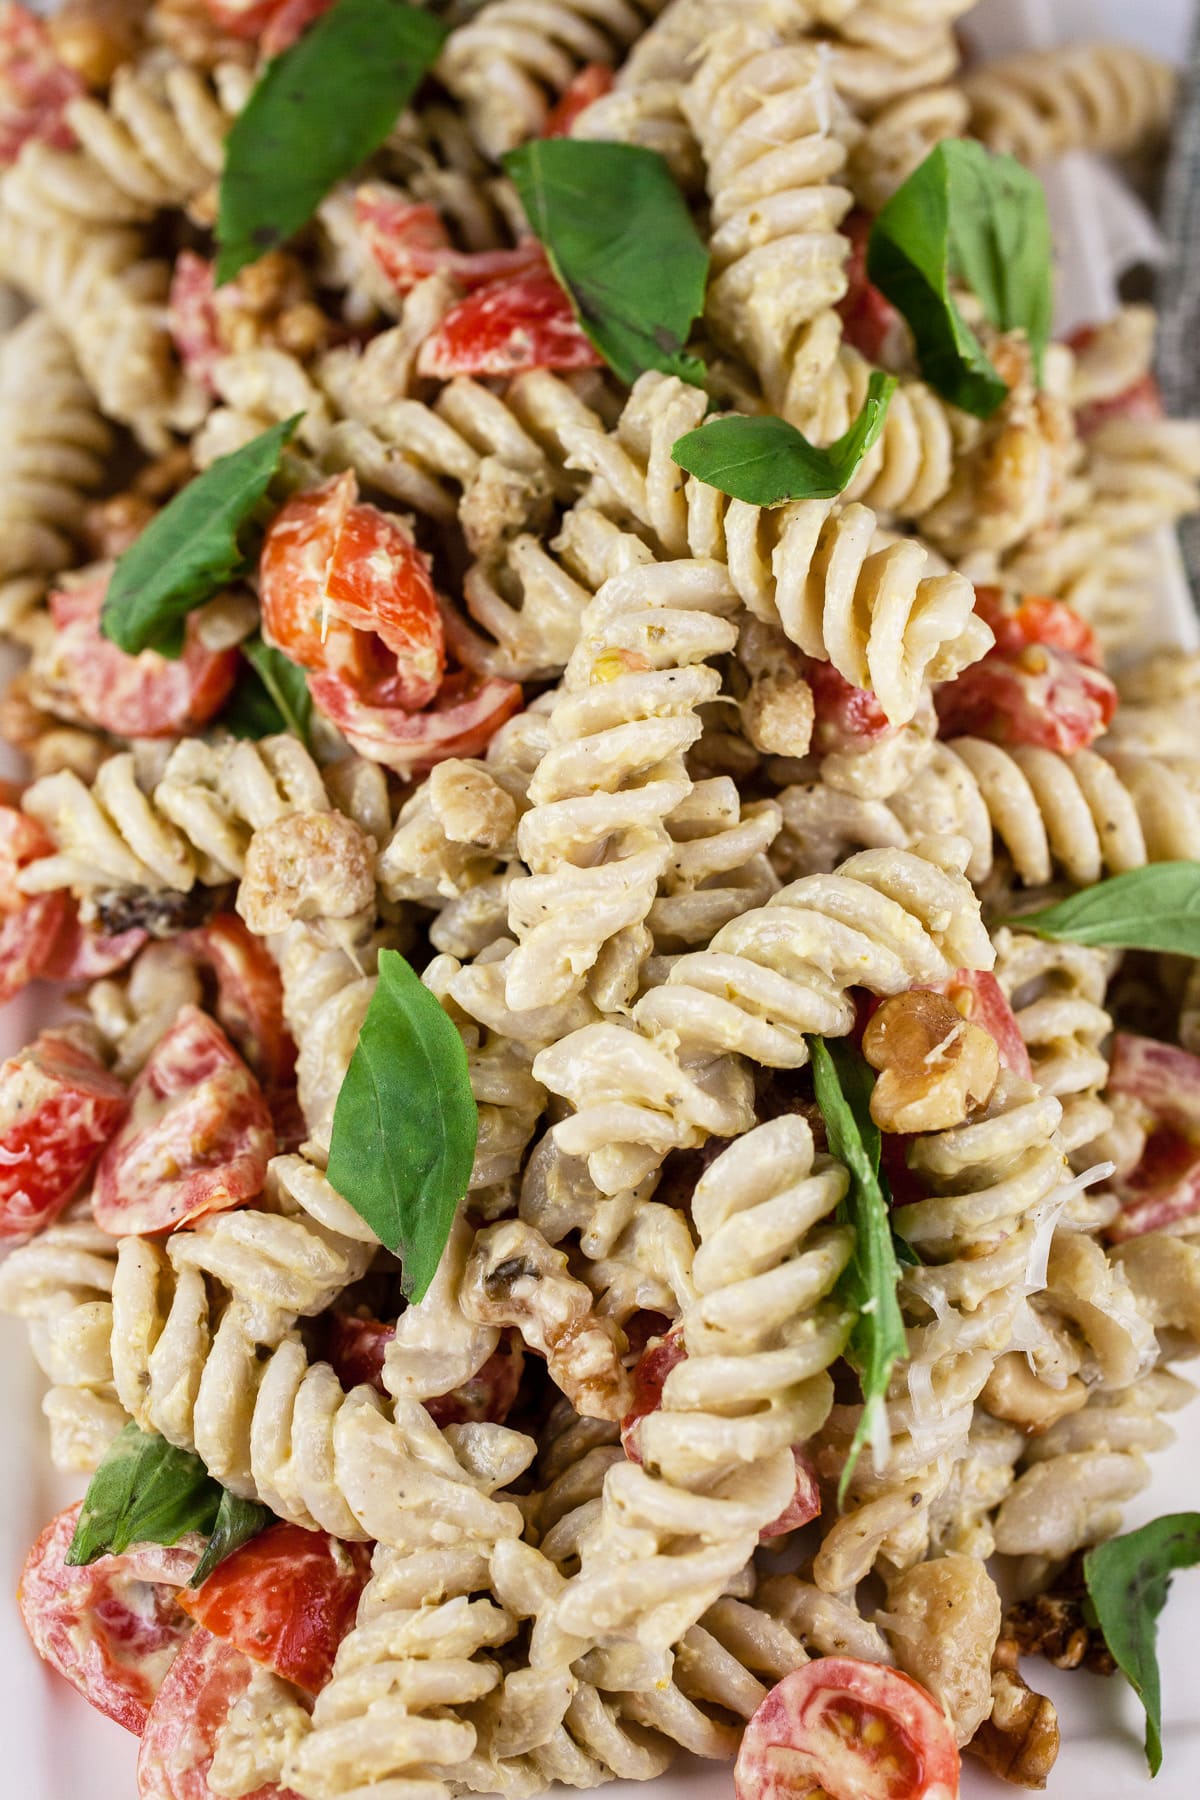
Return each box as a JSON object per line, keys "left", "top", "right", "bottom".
{"left": 965, "top": 43, "right": 1176, "bottom": 166}
{"left": 538, "top": 839, "right": 993, "bottom": 1196}
{"left": 993, "top": 929, "right": 1115, "bottom": 1167}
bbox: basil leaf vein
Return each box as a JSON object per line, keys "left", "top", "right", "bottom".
{"left": 216, "top": 0, "right": 449, "bottom": 284}
{"left": 67, "top": 1424, "right": 270, "bottom": 1574}
{"left": 672, "top": 371, "right": 896, "bottom": 504}
{"left": 222, "top": 633, "right": 313, "bottom": 746}
{"left": 503, "top": 138, "right": 709, "bottom": 388}
{"left": 1084, "top": 1512, "right": 1200, "bottom": 1774}
{"left": 809, "top": 1036, "right": 908, "bottom": 1506}
{"left": 1004, "top": 863, "right": 1200, "bottom": 957}
{"left": 326, "top": 949, "right": 478, "bottom": 1301}
{"left": 867, "top": 139, "right": 1052, "bottom": 418}
{"left": 101, "top": 417, "right": 301, "bottom": 656}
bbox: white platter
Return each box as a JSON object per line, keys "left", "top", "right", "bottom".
{"left": 2, "top": 1, "right": 1199, "bottom": 1795}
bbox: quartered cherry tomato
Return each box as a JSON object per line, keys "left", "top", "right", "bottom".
{"left": 735, "top": 1659, "right": 960, "bottom": 1800}
{"left": 309, "top": 664, "right": 522, "bottom": 775}
{"left": 183, "top": 914, "right": 295, "bottom": 1091}
{"left": 541, "top": 62, "right": 614, "bottom": 137}
{"left": 416, "top": 263, "right": 603, "bottom": 379}
{"left": 0, "top": 791, "right": 68, "bottom": 1005}
{"left": 930, "top": 970, "right": 1032, "bottom": 1082}
{"left": 807, "top": 657, "right": 891, "bottom": 755}
{"left": 324, "top": 1312, "right": 525, "bottom": 1425}
{"left": 137, "top": 1626, "right": 303, "bottom": 1800}
{"left": 93, "top": 1005, "right": 274, "bottom": 1235}
{"left": 47, "top": 575, "right": 238, "bottom": 739}
{"left": 971, "top": 587, "right": 1101, "bottom": 667}
{"left": 354, "top": 188, "right": 543, "bottom": 296}
{"left": 260, "top": 471, "right": 444, "bottom": 711}
{"left": 0, "top": 1028, "right": 127, "bottom": 1240}
{"left": 935, "top": 644, "right": 1117, "bottom": 754}
{"left": 0, "top": 2, "right": 84, "bottom": 165}
{"left": 838, "top": 210, "right": 906, "bottom": 368}
{"left": 19, "top": 1502, "right": 198, "bottom": 1736}
{"left": 178, "top": 1524, "right": 370, "bottom": 1695}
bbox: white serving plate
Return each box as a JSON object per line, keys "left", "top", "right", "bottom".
{"left": 2, "top": 1, "right": 1199, "bottom": 1795}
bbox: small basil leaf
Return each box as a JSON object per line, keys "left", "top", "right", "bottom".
{"left": 220, "top": 658, "right": 288, "bottom": 739}
{"left": 503, "top": 138, "right": 709, "bottom": 387}
{"left": 672, "top": 372, "right": 896, "bottom": 505}
{"left": 242, "top": 634, "right": 312, "bottom": 746}
{"left": 809, "top": 1036, "right": 908, "bottom": 1507}
{"left": 67, "top": 1425, "right": 222, "bottom": 1565}
{"left": 867, "top": 140, "right": 1052, "bottom": 417}
{"left": 1084, "top": 1513, "right": 1200, "bottom": 1774}
{"left": 327, "top": 949, "right": 478, "bottom": 1301}
{"left": 101, "top": 417, "right": 301, "bottom": 656}
{"left": 1005, "top": 864, "right": 1200, "bottom": 957}
{"left": 189, "top": 1489, "right": 272, "bottom": 1588}
{"left": 216, "top": 0, "right": 449, "bottom": 284}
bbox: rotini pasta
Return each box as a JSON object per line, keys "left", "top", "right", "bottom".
{"left": 965, "top": 43, "right": 1177, "bottom": 166}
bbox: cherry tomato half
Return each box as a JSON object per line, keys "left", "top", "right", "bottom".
{"left": 416, "top": 265, "right": 603, "bottom": 380}
{"left": 178, "top": 1523, "right": 370, "bottom": 1695}
{"left": 0, "top": 791, "right": 70, "bottom": 1005}
{"left": 354, "top": 188, "right": 543, "bottom": 296}
{"left": 0, "top": 2, "right": 84, "bottom": 165}
{"left": 323, "top": 1312, "right": 525, "bottom": 1425}
{"left": 19, "top": 1502, "right": 198, "bottom": 1736}
{"left": 808, "top": 657, "right": 891, "bottom": 755}
{"left": 541, "top": 62, "right": 614, "bottom": 137}
{"left": 41, "top": 905, "right": 147, "bottom": 983}
{"left": 137, "top": 1626, "right": 302, "bottom": 1800}
{"left": 838, "top": 210, "right": 906, "bottom": 368}
{"left": 734, "top": 1658, "right": 960, "bottom": 1800}
{"left": 183, "top": 914, "right": 295, "bottom": 1091}
{"left": 0, "top": 1028, "right": 127, "bottom": 1240}
{"left": 1108, "top": 1032, "right": 1200, "bottom": 1138}
{"left": 309, "top": 665, "right": 522, "bottom": 776}
{"left": 935, "top": 645, "right": 1117, "bottom": 754}
{"left": 1109, "top": 1125, "right": 1200, "bottom": 1242}
{"left": 93, "top": 1005, "right": 274, "bottom": 1236}
{"left": 971, "top": 588, "right": 1101, "bottom": 668}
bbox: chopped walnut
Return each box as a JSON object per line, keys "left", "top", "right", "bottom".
{"left": 215, "top": 252, "right": 334, "bottom": 364}
{"left": 982, "top": 1352, "right": 1089, "bottom": 1435}
{"left": 236, "top": 812, "right": 376, "bottom": 937}
{"left": 968, "top": 1665, "right": 1061, "bottom": 1789}
{"left": 738, "top": 618, "right": 814, "bottom": 759}
{"left": 1001, "top": 1559, "right": 1116, "bottom": 1676}
{"left": 863, "top": 988, "right": 1000, "bottom": 1134}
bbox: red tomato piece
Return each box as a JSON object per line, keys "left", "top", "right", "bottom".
{"left": 838, "top": 210, "right": 906, "bottom": 368}
{"left": 734, "top": 1658, "right": 960, "bottom": 1800}
{"left": 324, "top": 1309, "right": 393, "bottom": 1392}
{"left": 199, "top": 0, "right": 280, "bottom": 38}
{"left": 324, "top": 1312, "right": 525, "bottom": 1424}
{"left": 48, "top": 575, "right": 238, "bottom": 739}
{"left": 0, "top": 1028, "right": 127, "bottom": 1240}
{"left": 930, "top": 970, "right": 1032, "bottom": 1082}
{"left": 0, "top": 2, "right": 84, "bottom": 165}
{"left": 184, "top": 914, "right": 295, "bottom": 1091}
{"left": 971, "top": 587, "right": 1101, "bottom": 668}
{"left": 807, "top": 657, "right": 891, "bottom": 755}
{"left": 19, "top": 1502, "right": 198, "bottom": 1737}
{"left": 541, "top": 62, "right": 615, "bottom": 137}
{"left": 416, "top": 266, "right": 603, "bottom": 379}
{"left": 1076, "top": 372, "right": 1164, "bottom": 436}
{"left": 259, "top": 0, "right": 333, "bottom": 53}
{"left": 1107, "top": 1033, "right": 1200, "bottom": 1138}
{"left": 1108, "top": 1126, "right": 1200, "bottom": 1242}
{"left": 168, "top": 250, "right": 221, "bottom": 391}
{"left": 137, "top": 1626, "right": 302, "bottom": 1800}
{"left": 354, "top": 187, "right": 543, "bottom": 297}
{"left": 41, "top": 903, "right": 147, "bottom": 982}
{"left": 324, "top": 499, "right": 443, "bottom": 710}
{"left": 178, "top": 1524, "right": 370, "bottom": 1695}
{"left": 259, "top": 472, "right": 362, "bottom": 676}
{"left": 935, "top": 645, "right": 1117, "bottom": 754}
{"left": 93, "top": 1005, "right": 274, "bottom": 1236}
{"left": 309, "top": 665, "right": 523, "bottom": 775}
{"left": 759, "top": 1447, "right": 822, "bottom": 1539}
{"left": 0, "top": 792, "right": 69, "bottom": 1004}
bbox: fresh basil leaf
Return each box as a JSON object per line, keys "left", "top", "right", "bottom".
{"left": 1005, "top": 864, "right": 1200, "bottom": 957}
{"left": 101, "top": 417, "right": 301, "bottom": 656}
{"left": 503, "top": 138, "right": 709, "bottom": 387}
{"left": 220, "top": 656, "right": 288, "bottom": 739}
{"left": 1084, "top": 1513, "right": 1200, "bottom": 1774}
{"left": 327, "top": 948, "right": 478, "bottom": 1301}
{"left": 68, "top": 1425, "right": 220, "bottom": 1563}
{"left": 809, "top": 1036, "right": 908, "bottom": 1507}
{"left": 867, "top": 140, "right": 1053, "bottom": 417}
{"left": 189, "top": 1488, "right": 272, "bottom": 1588}
{"left": 240, "top": 634, "right": 312, "bottom": 746}
{"left": 672, "top": 372, "right": 896, "bottom": 505}
{"left": 216, "top": 0, "right": 448, "bottom": 284}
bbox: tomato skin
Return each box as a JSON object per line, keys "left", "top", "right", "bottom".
{"left": 1108, "top": 1126, "right": 1200, "bottom": 1241}
{"left": 324, "top": 500, "right": 443, "bottom": 710}
{"left": 183, "top": 914, "right": 295, "bottom": 1091}
{"left": 1065, "top": 328, "right": 1165, "bottom": 436}
{"left": 259, "top": 472, "right": 363, "bottom": 677}
{"left": 324, "top": 1310, "right": 393, "bottom": 1391}
{"left": 19, "top": 1502, "right": 198, "bottom": 1737}
{"left": 416, "top": 265, "right": 603, "bottom": 379}
{"left": 42, "top": 905, "right": 147, "bottom": 982}
{"left": 541, "top": 62, "right": 614, "bottom": 137}
{"left": 935, "top": 645, "right": 1117, "bottom": 753}
{"left": 971, "top": 587, "right": 1101, "bottom": 668}
{"left": 0, "top": 890, "right": 68, "bottom": 1004}
{"left": 0, "top": 2, "right": 84, "bottom": 165}
{"left": 178, "top": 1524, "right": 370, "bottom": 1695}
{"left": 1108, "top": 1032, "right": 1200, "bottom": 1137}
{"left": 167, "top": 250, "right": 221, "bottom": 391}
{"left": 310, "top": 665, "right": 523, "bottom": 775}
{"left": 324, "top": 1312, "right": 525, "bottom": 1424}
{"left": 137, "top": 1626, "right": 303, "bottom": 1800}
{"left": 838, "top": 210, "right": 906, "bottom": 367}
{"left": 807, "top": 657, "right": 891, "bottom": 754}
{"left": 93, "top": 1006, "right": 274, "bottom": 1236}
{"left": 258, "top": 0, "right": 332, "bottom": 52}
{"left": 199, "top": 0, "right": 280, "bottom": 38}
{"left": 0, "top": 1029, "right": 127, "bottom": 1240}
{"left": 734, "top": 1658, "right": 960, "bottom": 1800}
{"left": 354, "top": 187, "right": 543, "bottom": 296}
{"left": 931, "top": 970, "right": 1032, "bottom": 1082}
{"left": 758, "top": 1447, "right": 822, "bottom": 1538}
{"left": 48, "top": 576, "right": 238, "bottom": 739}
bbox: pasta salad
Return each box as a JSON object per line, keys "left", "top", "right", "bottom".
{"left": 0, "top": 3, "right": 1198, "bottom": 1798}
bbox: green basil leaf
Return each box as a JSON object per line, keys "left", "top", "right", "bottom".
{"left": 1005, "top": 864, "right": 1200, "bottom": 957}
{"left": 809, "top": 1036, "right": 908, "bottom": 1508}
{"left": 503, "top": 138, "right": 709, "bottom": 387}
{"left": 220, "top": 657, "right": 288, "bottom": 740}
{"left": 327, "top": 949, "right": 478, "bottom": 1301}
{"left": 189, "top": 1489, "right": 273, "bottom": 1588}
{"left": 235, "top": 634, "right": 313, "bottom": 746}
{"left": 101, "top": 417, "right": 301, "bottom": 656}
{"left": 867, "top": 140, "right": 1053, "bottom": 417}
{"left": 216, "top": 0, "right": 449, "bottom": 284}
{"left": 1084, "top": 1513, "right": 1200, "bottom": 1774}
{"left": 68, "top": 1425, "right": 223, "bottom": 1564}
{"left": 671, "top": 372, "right": 896, "bottom": 505}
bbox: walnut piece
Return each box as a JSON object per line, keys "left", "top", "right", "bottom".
{"left": 982, "top": 1352, "right": 1089, "bottom": 1435}
{"left": 863, "top": 988, "right": 1000, "bottom": 1133}
{"left": 237, "top": 811, "right": 376, "bottom": 936}
{"left": 1001, "top": 1559, "right": 1116, "bottom": 1676}
{"left": 968, "top": 1666, "right": 1060, "bottom": 1790}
